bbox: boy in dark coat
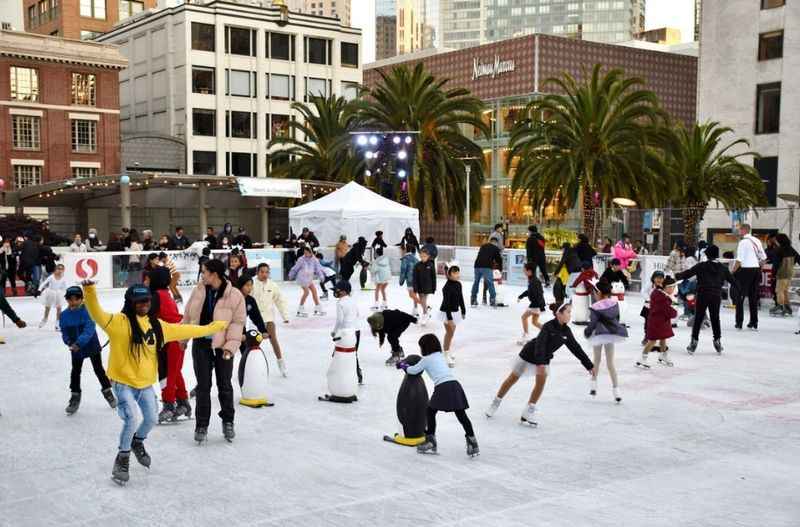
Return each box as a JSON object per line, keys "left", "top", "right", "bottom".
{"left": 367, "top": 309, "right": 418, "bottom": 365}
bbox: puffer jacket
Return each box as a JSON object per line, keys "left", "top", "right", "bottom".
{"left": 288, "top": 255, "right": 325, "bottom": 287}
{"left": 251, "top": 277, "right": 289, "bottom": 323}
{"left": 613, "top": 241, "right": 637, "bottom": 270}
{"left": 399, "top": 253, "right": 418, "bottom": 288}
{"left": 183, "top": 281, "right": 246, "bottom": 354}
{"left": 371, "top": 254, "right": 392, "bottom": 284}
{"left": 584, "top": 298, "right": 629, "bottom": 344}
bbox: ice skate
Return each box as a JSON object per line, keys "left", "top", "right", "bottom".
{"left": 520, "top": 404, "right": 538, "bottom": 427}
{"left": 320, "top": 291, "right": 329, "bottom": 301}
{"left": 590, "top": 378, "right": 597, "bottom": 397}
{"left": 769, "top": 305, "right": 784, "bottom": 317}
{"left": 296, "top": 306, "right": 308, "bottom": 318}
{"left": 713, "top": 339, "right": 723, "bottom": 354}
{"left": 54, "top": 324, "right": 60, "bottom": 332}
{"left": 445, "top": 350, "right": 456, "bottom": 368}
{"left": 131, "top": 437, "right": 151, "bottom": 468}
{"left": 223, "top": 421, "right": 235, "bottom": 442}
{"left": 635, "top": 353, "right": 651, "bottom": 369}
{"left": 371, "top": 303, "right": 380, "bottom": 311}
{"left": 385, "top": 352, "right": 401, "bottom": 366}
{"left": 176, "top": 399, "right": 192, "bottom": 418}
{"left": 38, "top": 318, "right": 46, "bottom": 329}
{"left": 470, "top": 301, "right": 478, "bottom": 308}
{"left": 380, "top": 301, "right": 388, "bottom": 309}
{"left": 313, "top": 305, "right": 326, "bottom": 317}
{"left": 485, "top": 397, "right": 501, "bottom": 418}
{"left": 101, "top": 387, "right": 116, "bottom": 409}
{"left": 420, "top": 314, "right": 428, "bottom": 327}
{"left": 277, "top": 358, "right": 288, "bottom": 377}
{"left": 613, "top": 387, "right": 621, "bottom": 403}
{"left": 466, "top": 436, "right": 480, "bottom": 457}
{"left": 416, "top": 434, "right": 438, "bottom": 455}
{"left": 65, "top": 392, "right": 81, "bottom": 415}
{"left": 158, "top": 402, "right": 177, "bottom": 424}
{"left": 517, "top": 333, "right": 530, "bottom": 345}
{"left": 111, "top": 451, "right": 130, "bottom": 486}
{"left": 658, "top": 351, "right": 674, "bottom": 367}
{"left": 412, "top": 306, "right": 420, "bottom": 317}
{"left": 687, "top": 339, "right": 698, "bottom": 354}
{"left": 194, "top": 427, "right": 208, "bottom": 444}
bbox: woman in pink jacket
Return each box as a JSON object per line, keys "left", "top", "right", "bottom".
{"left": 288, "top": 245, "right": 327, "bottom": 317}
{"left": 613, "top": 234, "right": 638, "bottom": 270}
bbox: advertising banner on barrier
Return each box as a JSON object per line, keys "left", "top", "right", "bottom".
{"left": 505, "top": 249, "right": 528, "bottom": 286}
{"left": 642, "top": 255, "right": 669, "bottom": 283}
{"left": 170, "top": 251, "right": 201, "bottom": 287}
{"left": 244, "top": 249, "right": 284, "bottom": 277}
{"left": 62, "top": 252, "right": 114, "bottom": 289}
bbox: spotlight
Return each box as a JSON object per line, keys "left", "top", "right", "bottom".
{"left": 404, "top": 136, "right": 412, "bottom": 144}
{"left": 398, "top": 169, "right": 407, "bottom": 179}
{"left": 397, "top": 150, "right": 407, "bottom": 160}
{"left": 365, "top": 169, "right": 372, "bottom": 177}
{"left": 365, "top": 151, "right": 374, "bottom": 159}
{"left": 392, "top": 136, "right": 401, "bottom": 144}
{"left": 356, "top": 135, "right": 367, "bottom": 146}
{"left": 369, "top": 135, "right": 379, "bottom": 145}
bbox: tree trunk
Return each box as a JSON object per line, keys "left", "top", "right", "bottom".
{"left": 682, "top": 202, "right": 706, "bottom": 247}
{"left": 581, "top": 186, "right": 597, "bottom": 240}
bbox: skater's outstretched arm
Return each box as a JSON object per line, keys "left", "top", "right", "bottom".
{"left": 675, "top": 264, "right": 698, "bottom": 282}
{"left": 564, "top": 330, "right": 594, "bottom": 371}
{"left": 83, "top": 283, "right": 125, "bottom": 336}
{"left": 160, "top": 319, "right": 228, "bottom": 344}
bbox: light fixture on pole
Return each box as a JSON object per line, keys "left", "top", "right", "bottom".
{"left": 457, "top": 156, "right": 480, "bottom": 246}
{"left": 612, "top": 197, "right": 637, "bottom": 239}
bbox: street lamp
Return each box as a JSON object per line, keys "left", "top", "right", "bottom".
{"left": 612, "top": 197, "right": 637, "bottom": 240}
{"left": 457, "top": 157, "right": 480, "bottom": 246}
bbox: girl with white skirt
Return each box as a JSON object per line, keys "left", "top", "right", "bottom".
{"left": 438, "top": 266, "right": 466, "bottom": 367}
{"left": 584, "top": 279, "right": 628, "bottom": 403}
{"left": 38, "top": 263, "right": 68, "bottom": 330}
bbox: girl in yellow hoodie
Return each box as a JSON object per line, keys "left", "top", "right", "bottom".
{"left": 82, "top": 281, "right": 227, "bottom": 486}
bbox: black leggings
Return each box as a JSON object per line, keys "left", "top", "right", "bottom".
{"left": 70, "top": 353, "right": 111, "bottom": 393}
{"left": 319, "top": 275, "right": 336, "bottom": 294}
{"left": 426, "top": 406, "right": 474, "bottom": 437}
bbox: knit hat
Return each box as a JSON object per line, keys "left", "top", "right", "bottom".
{"left": 418, "top": 333, "right": 442, "bottom": 356}
{"left": 367, "top": 312, "right": 384, "bottom": 332}
{"left": 705, "top": 244, "right": 720, "bottom": 260}
{"left": 125, "top": 284, "right": 152, "bottom": 304}
{"left": 64, "top": 286, "right": 83, "bottom": 299}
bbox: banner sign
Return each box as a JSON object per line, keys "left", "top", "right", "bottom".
{"left": 244, "top": 248, "right": 284, "bottom": 277}
{"left": 237, "top": 177, "right": 302, "bottom": 198}
{"left": 62, "top": 252, "right": 114, "bottom": 289}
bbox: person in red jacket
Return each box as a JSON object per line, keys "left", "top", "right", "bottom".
{"left": 638, "top": 276, "right": 678, "bottom": 369}
{"left": 148, "top": 267, "right": 191, "bottom": 422}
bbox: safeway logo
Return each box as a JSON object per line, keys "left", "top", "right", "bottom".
{"left": 75, "top": 258, "right": 99, "bottom": 279}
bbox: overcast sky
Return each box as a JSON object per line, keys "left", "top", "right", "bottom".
{"left": 352, "top": 0, "right": 696, "bottom": 64}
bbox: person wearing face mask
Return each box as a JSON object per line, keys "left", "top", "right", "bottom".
{"left": 86, "top": 228, "right": 106, "bottom": 252}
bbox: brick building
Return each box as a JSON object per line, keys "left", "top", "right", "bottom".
{"left": 23, "top": 0, "right": 157, "bottom": 40}
{"left": 0, "top": 30, "right": 127, "bottom": 191}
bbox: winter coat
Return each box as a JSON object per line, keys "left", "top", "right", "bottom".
{"left": 575, "top": 241, "right": 597, "bottom": 265}
{"left": 556, "top": 247, "right": 582, "bottom": 275}
{"left": 676, "top": 261, "right": 736, "bottom": 296}
{"left": 600, "top": 268, "right": 629, "bottom": 289}
{"left": 170, "top": 235, "right": 192, "bottom": 251}
{"left": 69, "top": 242, "right": 87, "bottom": 252}
{"left": 19, "top": 239, "right": 39, "bottom": 270}
{"left": 474, "top": 243, "right": 503, "bottom": 270}
{"left": 413, "top": 260, "right": 436, "bottom": 295}
{"left": 519, "top": 318, "right": 593, "bottom": 370}
{"left": 374, "top": 309, "right": 417, "bottom": 346}
{"left": 371, "top": 236, "right": 388, "bottom": 251}
{"left": 665, "top": 250, "right": 686, "bottom": 276}
{"left": 526, "top": 233, "right": 546, "bottom": 262}
{"left": 613, "top": 241, "right": 637, "bottom": 270}
{"left": 59, "top": 305, "right": 102, "bottom": 359}
{"left": 252, "top": 277, "right": 289, "bottom": 323}
{"left": 584, "top": 298, "right": 628, "bottom": 345}
{"left": 371, "top": 254, "right": 392, "bottom": 284}
{"left": 39, "top": 245, "right": 58, "bottom": 274}
{"left": 399, "top": 253, "right": 418, "bottom": 288}
{"left": 439, "top": 280, "right": 466, "bottom": 317}
{"left": 288, "top": 255, "right": 325, "bottom": 287}
{"left": 645, "top": 289, "right": 677, "bottom": 340}
{"left": 234, "top": 233, "right": 253, "bottom": 249}
{"left": 398, "top": 232, "right": 420, "bottom": 253}
{"left": 518, "top": 276, "right": 545, "bottom": 310}
{"left": 183, "top": 281, "right": 247, "bottom": 355}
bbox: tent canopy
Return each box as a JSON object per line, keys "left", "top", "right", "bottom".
{"left": 289, "top": 181, "right": 420, "bottom": 246}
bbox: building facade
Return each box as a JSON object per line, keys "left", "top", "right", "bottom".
{"left": 23, "top": 0, "right": 158, "bottom": 40}
{"left": 698, "top": 0, "right": 799, "bottom": 243}
{"left": 96, "top": 1, "right": 361, "bottom": 178}
{"left": 397, "top": 0, "right": 425, "bottom": 54}
{"left": 287, "top": 0, "right": 351, "bottom": 26}
{"left": 0, "top": 0, "right": 25, "bottom": 31}
{"left": 0, "top": 30, "right": 127, "bottom": 191}
{"left": 365, "top": 33, "right": 697, "bottom": 245}
{"left": 637, "top": 27, "right": 682, "bottom": 44}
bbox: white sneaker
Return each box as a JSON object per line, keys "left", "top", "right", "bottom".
{"left": 517, "top": 333, "right": 530, "bottom": 345}
{"left": 590, "top": 378, "right": 597, "bottom": 397}
{"left": 277, "top": 358, "right": 288, "bottom": 378}
{"left": 445, "top": 351, "right": 456, "bottom": 368}
{"left": 485, "top": 397, "right": 501, "bottom": 418}
{"left": 38, "top": 319, "right": 46, "bottom": 329}
{"left": 313, "top": 306, "right": 326, "bottom": 316}
{"left": 613, "top": 387, "right": 621, "bottom": 403}
{"left": 296, "top": 306, "right": 308, "bottom": 318}
{"left": 520, "top": 404, "right": 537, "bottom": 427}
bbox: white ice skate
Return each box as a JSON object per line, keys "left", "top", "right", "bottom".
{"left": 658, "top": 351, "right": 674, "bottom": 367}
{"left": 613, "top": 387, "right": 622, "bottom": 404}
{"left": 485, "top": 397, "right": 501, "bottom": 418}
{"left": 313, "top": 306, "right": 326, "bottom": 317}
{"left": 412, "top": 306, "right": 420, "bottom": 317}
{"left": 381, "top": 301, "right": 388, "bottom": 309}
{"left": 446, "top": 351, "right": 456, "bottom": 368}
{"left": 420, "top": 314, "right": 429, "bottom": 327}
{"left": 277, "top": 358, "right": 288, "bottom": 378}
{"left": 371, "top": 303, "right": 381, "bottom": 311}
{"left": 517, "top": 333, "right": 530, "bottom": 345}
{"left": 520, "top": 404, "right": 538, "bottom": 427}
{"left": 38, "top": 318, "right": 47, "bottom": 329}
{"left": 635, "top": 352, "right": 650, "bottom": 369}
{"left": 296, "top": 306, "right": 308, "bottom": 318}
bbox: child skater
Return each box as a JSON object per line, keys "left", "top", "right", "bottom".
{"left": 252, "top": 263, "right": 290, "bottom": 377}
{"left": 82, "top": 279, "right": 227, "bottom": 485}
{"left": 367, "top": 309, "right": 418, "bottom": 365}
{"left": 288, "top": 245, "right": 326, "bottom": 317}
{"left": 485, "top": 302, "right": 595, "bottom": 426}
{"left": 584, "top": 280, "right": 628, "bottom": 403}
{"left": 638, "top": 276, "right": 678, "bottom": 369}
{"left": 413, "top": 247, "right": 436, "bottom": 325}
{"left": 438, "top": 265, "right": 466, "bottom": 367}
{"left": 316, "top": 252, "right": 338, "bottom": 301}
{"left": 398, "top": 334, "right": 479, "bottom": 457}
{"left": 332, "top": 280, "right": 363, "bottom": 384}
{"left": 517, "top": 262, "right": 546, "bottom": 344}
{"left": 399, "top": 244, "right": 420, "bottom": 315}
{"left": 38, "top": 263, "right": 68, "bottom": 329}
{"left": 371, "top": 246, "right": 391, "bottom": 310}
{"left": 60, "top": 285, "right": 116, "bottom": 415}
{"left": 639, "top": 270, "right": 665, "bottom": 344}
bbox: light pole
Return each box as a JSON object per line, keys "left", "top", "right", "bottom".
{"left": 458, "top": 157, "right": 479, "bottom": 246}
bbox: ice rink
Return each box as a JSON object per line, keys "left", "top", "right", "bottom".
{"left": 1, "top": 282, "right": 799, "bottom": 527}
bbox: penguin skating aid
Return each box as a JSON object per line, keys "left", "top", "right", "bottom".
{"left": 383, "top": 354, "right": 428, "bottom": 447}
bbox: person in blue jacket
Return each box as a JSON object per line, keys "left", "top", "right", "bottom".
{"left": 399, "top": 244, "right": 420, "bottom": 316}
{"left": 59, "top": 286, "right": 117, "bottom": 415}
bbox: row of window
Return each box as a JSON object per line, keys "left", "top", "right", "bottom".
{"left": 10, "top": 115, "right": 98, "bottom": 153}
{"left": 9, "top": 67, "right": 97, "bottom": 106}
{"left": 191, "top": 110, "right": 292, "bottom": 139}
{"left": 190, "top": 23, "right": 359, "bottom": 67}
{"left": 191, "top": 67, "right": 359, "bottom": 101}
{"left": 10, "top": 165, "right": 99, "bottom": 189}
{"left": 27, "top": 0, "right": 59, "bottom": 29}
{"left": 192, "top": 151, "right": 288, "bottom": 177}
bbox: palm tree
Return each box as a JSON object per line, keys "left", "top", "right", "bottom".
{"left": 669, "top": 121, "right": 765, "bottom": 246}
{"left": 267, "top": 94, "right": 362, "bottom": 182}
{"left": 508, "top": 64, "right": 672, "bottom": 238}
{"left": 355, "top": 63, "right": 489, "bottom": 221}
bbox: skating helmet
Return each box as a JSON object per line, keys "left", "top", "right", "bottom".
{"left": 333, "top": 280, "right": 351, "bottom": 296}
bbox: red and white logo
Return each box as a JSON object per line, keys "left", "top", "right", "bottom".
{"left": 75, "top": 258, "right": 99, "bottom": 279}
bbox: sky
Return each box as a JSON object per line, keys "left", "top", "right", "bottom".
{"left": 352, "top": 0, "right": 696, "bottom": 64}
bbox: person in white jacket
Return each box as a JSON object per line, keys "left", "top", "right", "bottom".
{"left": 252, "top": 263, "right": 290, "bottom": 377}
{"left": 371, "top": 246, "right": 392, "bottom": 310}
{"left": 69, "top": 234, "right": 87, "bottom": 253}
{"left": 332, "top": 280, "right": 363, "bottom": 384}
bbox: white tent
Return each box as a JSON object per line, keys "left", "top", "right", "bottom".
{"left": 289, "top": 182, "right": 420, "bottom": 247}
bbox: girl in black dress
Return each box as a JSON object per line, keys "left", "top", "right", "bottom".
{"left": 437, "top": 266, "right": 466, "bottom": 367}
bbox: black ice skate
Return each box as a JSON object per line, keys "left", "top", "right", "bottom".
{"left": 158, "top": 402, "right": 177, "bottom": 424}
{"left": 111, "top": 451, "right": 130, "bottom": 486}
{"left": 687, "top": 339, "right": 698, "bottom": 354}
{"left": 466, "top": 436, "right": 480, "bottom": 458}
{"left": 416, "top": 435, "right": 438, "bottom": 455}
{"left": 102, "top": 388, "right": 117, "bottom": 409}
{"left": 65, "top": 392, "right": 81, "bottom": 415}
{"left": 223, "top": 421, "right": 235, "bottom": 442}
{"left": 194, "top": 427, "right": 208, "bottom": 444}
{"left": 713, "top": 339, "right": 723, "bottom": 354}
{"left": 176, "top": 398, "right": 192, "bottom": 418}
{"left": 131, "top": 437, "right": 151, "bottom": 468}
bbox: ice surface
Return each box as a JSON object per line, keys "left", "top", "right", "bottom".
{"left": 1, "top": 283, "right": 799, "bottom": 527}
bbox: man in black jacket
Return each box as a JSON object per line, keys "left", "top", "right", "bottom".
{"left": 470, "top": 239, "right": 503, "bottom": 307}
{"left": 525, "top": 226, "right": 549, "bottom": 286}
{"left": 170, "top": 227, "right": 191, "bottom": 251}
{"left": 677, "top": 244, "right": 737, "bottom": 354}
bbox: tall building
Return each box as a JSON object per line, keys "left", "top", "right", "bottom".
{"left": 23, "top": 0, "right": 158, "bottom": 40}
{"left": 698, "top": 0, "right": 798, "bottom": 243}
{"left": 440, "top": 0, "right": 646, "bottom": 50}
{"left": 287, "top": 0, "right": 351, "bottom": 25}
{"left": 397, "top": 0, "right": 425, "bottom": 54}
{"left": 0, "top": 30, "right": 127, "bottom": 189}
{"left": 694, "top": 0, "right": 702, "bottom": 41}
{"left": 96, "top": 1, "right": 361, "bottom": 178}
{"left": 375, "top": 13, "right": 397, "bottom": 59}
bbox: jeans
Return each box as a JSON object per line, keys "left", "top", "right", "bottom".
{"left": 470, "top": 267, "right": 496, "bottom": 304}
{"left": 31, "top": 265, "right": 41, "bottom": 290}
{"left": 734, "top": 268, "right": 760, "bottom": 327}
{"left": 70, "top": 353, "right": 111, "bottom": 393}
{"left": 112, "top": 381, "right": 158, "bottom": 452}
{"left": 193, "top": 339, "right": 235, "bottom": 428}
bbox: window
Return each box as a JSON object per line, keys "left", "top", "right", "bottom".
{"left": 72, "top": 119, "right": 97, "bottom": 152}
{"left": 12, "top": 115, "right": 41, "bottom": 150}
{"left": 227, "top": 152, "right": 257, "bottom": 177}
{"left": 225, "top": 26, "right": 256, "bottom": 56}
{"left": 758, "top": 31, "right": 783, "bottom": 61}
{"left": 13, "top": 165, "right": 42, "bottom": 189}
{"left": 226, "top": 111, "right": 256, "bottom": 138}
{"left": 80, "top": 30, "right": 101, "bottom": 40}
{"left": 226, "top": 69, "right": 257, "bottom": 97}
{"left": 305, "top": 77, "right": 328, "bottom": 100}
{"left": 271, "top": 114, "right": 291, "bottom": 138}
{"left": 118, "top": 0, "right": 143, "bottom": 20}
{"left": 268, "top": 32, "right": 295, "bottom": 60}
{"left": 72, "top": 167, "right": 98, "bottom": 178}
{"left": 79, "top": 0, "right": 105, "bottom": 19}
{"left": 193, "top": 151, "right": 217, "bottom": 175}
{"left": 754, "top": 157, "right": 778, "bottom": 206}
{"left": 755, "top": 82, "right": 781, "bottom": 134}
{"left": 342, "top": 81, "right": 359, "bottom": 101}
{"left": 192, "top": 109, "right": 216, "bottom": 136}
{"left": 9, "top": 67, "right": 39, "bottom": 101}
{"left": 192, "top": 67, "right": 215, "bottom": 94}
{"left": 191, "top": 22, "right": 215, "bottom": 52}
{"left": 28, "top": 5, "right": 36, "bottom": 26}
{"left": 267, "top": 73, "right": 294, "bottom": 100}
{"left": 71, "top": 73, "right": 96, "bottom": 105}
{"left": 761, "top": 0, "right": 784, "bottom": 8}
{"left": 341, "top": 42, "right": 358, "bottom": 67}
{"left": 305, "top": 37, "right": 331, "bottom": 64}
